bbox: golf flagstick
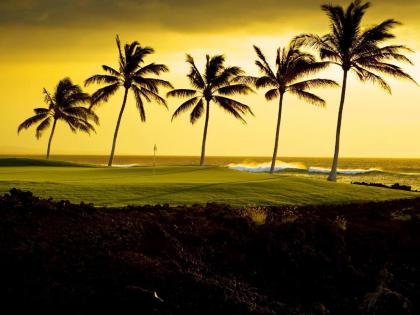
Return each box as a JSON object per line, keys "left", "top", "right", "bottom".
{"left": 153, "top": 144, "right": 157, "bottom": 175}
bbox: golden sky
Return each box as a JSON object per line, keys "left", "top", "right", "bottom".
{"left": 1, "top": 0, "right": 420, "bottom": 157}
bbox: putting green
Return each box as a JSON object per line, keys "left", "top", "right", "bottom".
{"left": 0, "top": 158, "right": 415, "bottom": 207}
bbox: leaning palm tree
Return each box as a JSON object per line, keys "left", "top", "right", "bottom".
{"left": 18, "top": 78, "right": 98, "bottom": 159}
{"left": 245, "top": 42, "right": 338, "bottom": 174}
{"left": 85, "top": 35, "right": 172, "bottom": 166}
{"left": 168, "top": 54, "right": 254, "bottom": 166}
{"left": 295, "top": 0, "right": 416, "bottom": 181}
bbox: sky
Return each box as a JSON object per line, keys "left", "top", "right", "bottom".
{"left": 1, "top": 0, "right": 420, "bottom": 158}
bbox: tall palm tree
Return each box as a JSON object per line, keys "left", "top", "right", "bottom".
{"left": 85, "top": 35, "right": 172, "bottom": 166}
{"left": 168, "top": 54, "right": 254, "bottom": 166}
{"left": 245, "top": 42, "right": 338, "bottom": 174}
{"left": 18, "top": 78, "right": 98, "bottom": 159}
{"left": 295, "top": 0, "right": 416, "bottom": 181}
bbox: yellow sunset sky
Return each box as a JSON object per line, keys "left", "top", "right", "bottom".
{"left": 1, "top": 0, "right": 420, "bottom": 157}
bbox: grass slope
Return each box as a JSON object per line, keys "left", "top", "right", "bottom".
{"left": 0, "top": 157, "right": 96, "bottom": 167}
{"left": 0, "top": 158, "right": 415, "bottom": 207}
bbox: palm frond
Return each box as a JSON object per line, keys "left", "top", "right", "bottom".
{"left": 289, "top": 89, "right": 326, "bottom": 107}
{"left": 18, "top": 113, "right": 49, "bottom": 133}
{"left": 102, "top": 65, "right": 121, "bottom": 76}
{"left": 90, "top": 83, "right": 120, "bottom": 107}
{"left": 62, "top": 107, "right": 100, "bottom": 125}
{"left": 352, "top": 64, "right": 391, "bottom": 93}
{"left": 357, "top": 61, "right": 416, "bottom": 84}
{"left": 255, "top": 76, "right": 277, "bottom": 89}
{"left": 33, "top": 108, "right": 49, "bottom": 115}
{"left": 213, "top": 96, "right": 253, "bottom": 116}
{"left": 43, "top": 88, "right": 55, "bottom": 107}
{"left": 213, "top": 96, "right": 247, "bottom": 123}
{"left": 35, "top": 117, "right": 52, "bottom": 139}
{"left": 217, "top": 84, "right": 254, "bottom": 96}
{"left": 167, "top": 89, "right": 197, "bottom": 98}
{"left": 171, "top": 97, "right": 200, "bottom": 121}
{"left": 265, "top": 88, "right": 280, "bottom": 101}
{"left": 135, "top": 63, "right": 169, "bottom": 76}
{"left": 65, "top": 116, "right": 95, "bottom": 134}
{"left": 190, "top": 99, "right": 204, "bottom": 124}
{"left": 288, "top": 79, "right": 339, "bottom": 91}
{"left": 205, "top": 55, "right": 225, "bottom": 81}
{"left": 133, "top": 77, "right": 173, "bottom": 91}
{"left": 132, "top": 86, "right": 146, "bottom": 122}
{"left": 115, "top": 35, "right": 125, "bottom": 68}
{"left": 211, "top": 66, "right": 244, "bottom": 89}
{"left": 232, "top": 75, "right": 258, "bottom": 85}
{"left": 253, "top": 45, "right": 276, "bottom": 79}
{"left": 358, "top": 19, "right": 399, "bottom": 47}
{"left": 185, "top": 54, "right": 205, "bottom": 89}
{"left": 137, "top": 87, "right": 168, "bottom": 107}
{"left": 85, "top": 74, "right": 119, "bottom": 86}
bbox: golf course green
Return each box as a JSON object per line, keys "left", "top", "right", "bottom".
{"left": 0, "top": 158, "right": 415, "bottom": 207}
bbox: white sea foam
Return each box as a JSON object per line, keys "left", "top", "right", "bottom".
{"left": 228, "top": 161, "right": 307, "bottom": 173}
{"left": 308, "top": 167, "right": 381, "bottom": 175}
{"left": 228, "top": 161, "right": 382, "bottom": 175}
{"left": 107, "top": 164, "right": 139, "bottom": 168}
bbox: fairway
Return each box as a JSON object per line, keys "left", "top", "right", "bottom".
{"left": 0, "top": 158, "right": 415, "bottom": 207}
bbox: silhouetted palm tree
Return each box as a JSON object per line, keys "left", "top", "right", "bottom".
{"left": 168, "top": 54, "right": 254, "bottom": 166}
{"left": 86, "top": 35, "right": 172, "bottom": 166}
{"left": 245, "top": 42, "right": 338, "bottom": 174}
{"left": 18, "top": 78, "right": 98, "bottom": 159}
{"left": 295, "top": 0, "right": 416, "bottom": 181}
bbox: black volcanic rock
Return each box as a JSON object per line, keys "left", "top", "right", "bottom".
{"left": 1, "top": 189, "right": 420, "bottom": 314}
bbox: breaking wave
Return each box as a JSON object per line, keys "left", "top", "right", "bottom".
{"left": 228, "top": 161, "right": 383, "bottom": 175}
{"left": 228, "top": 161, "right": 307, "bottom": 173}
{"left": 308, "top": 167, "right": 382, "bottom": 175}
{"left": 106, "top": 164, "right": 139, "bottom": 168}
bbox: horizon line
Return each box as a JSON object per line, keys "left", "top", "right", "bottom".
{"left": 1, "top": 154, "right": 420, "bottom": 160}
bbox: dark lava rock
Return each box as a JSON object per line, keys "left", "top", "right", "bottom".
{"left": 1, "top": 189, "right": 420, "bottom": 314}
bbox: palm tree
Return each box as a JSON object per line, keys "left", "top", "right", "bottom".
{"left": 295, "top": 0, "right": 416, "bottom": 181}
{"left": 245, "top": 42, "right": 338, "bottom": 174}
{"left": 85, "top": 35, "right": 172, "bottom": 166}
{"left": 168, "top": 54, "right": 254, "bottom": 166}
{"left": 18, "top": 78, "right": 98, "bottom": 159}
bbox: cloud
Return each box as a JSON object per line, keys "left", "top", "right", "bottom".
{"left": 1, "top": 0, "right": 419, "bottom": 32}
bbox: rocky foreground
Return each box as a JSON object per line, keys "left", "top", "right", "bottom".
{"left": 1, "top": 189, "right": 420, "bottom": 315}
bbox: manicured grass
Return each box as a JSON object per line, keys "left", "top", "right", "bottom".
{"left": 0, "top": 158, "right": 415, "bottom": 207}
{"left": 0, "top": 157, "right": 96, "bottom": 167}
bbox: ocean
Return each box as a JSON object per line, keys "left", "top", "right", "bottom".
{"left": 4, "top": 155, "right": 420, "bottom": 190}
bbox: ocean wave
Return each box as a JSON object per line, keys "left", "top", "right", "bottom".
{"left": 228, "top": 161, "right": 307, "bottom": 173}
{"left": 103, "top": 164, "right": 139, "bottom": 168}
{"left": 308, "top": 167, "right": 382, "bottom": 175}
{"left": 228, "top": 161, "right": 383, "bottom": 175}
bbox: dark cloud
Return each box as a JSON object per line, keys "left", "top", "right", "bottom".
{"left": 0, "top": 0, "right": 419, "bottom": 32}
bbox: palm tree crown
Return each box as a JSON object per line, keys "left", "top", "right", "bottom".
{"left": 249, "top": 43, "right": 337, "bottom": 105}
{"left": 245, "top": 41, "right": 338, "bottom": 173}
{"left": 86, "top": 35, "right": 172, "bottom": 119}
{"left": 168, "top": 54, "right": 254, "bottom": 165}
{"left": 85, "top": 35, "right": 172, "bottom": 166}
{"left": 295, "top": 0, "right": 415, "bottom": 92}
{"left": 295, "top": 0, "right": 416, "bottom": 181}
{"left": 169, "top": 54, "right": 254, "bottom": 124}
{"left": 18, "top": 78, "right": 98, "bottom": 159}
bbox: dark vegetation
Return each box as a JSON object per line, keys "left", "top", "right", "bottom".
{"left": 352, "top": 181, "right": 419, "bottom": 192}
{"left": 1, "top": 189, "right": 420, "bottom": 315}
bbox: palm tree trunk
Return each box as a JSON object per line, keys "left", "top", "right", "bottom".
{"left": 328, "top": 70, "right": 348, "bottom": 182}
{"left": 270, "top": 93, "right": 284, "bottom": 174}
{"left": 108, "top": 88, "right": 129, "bottom": 167}
{"left": 46, "top": 119, "right": 57, "bottom": 160}
{"left": 200, "top": 100, "right": 210, "bottom": 166}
